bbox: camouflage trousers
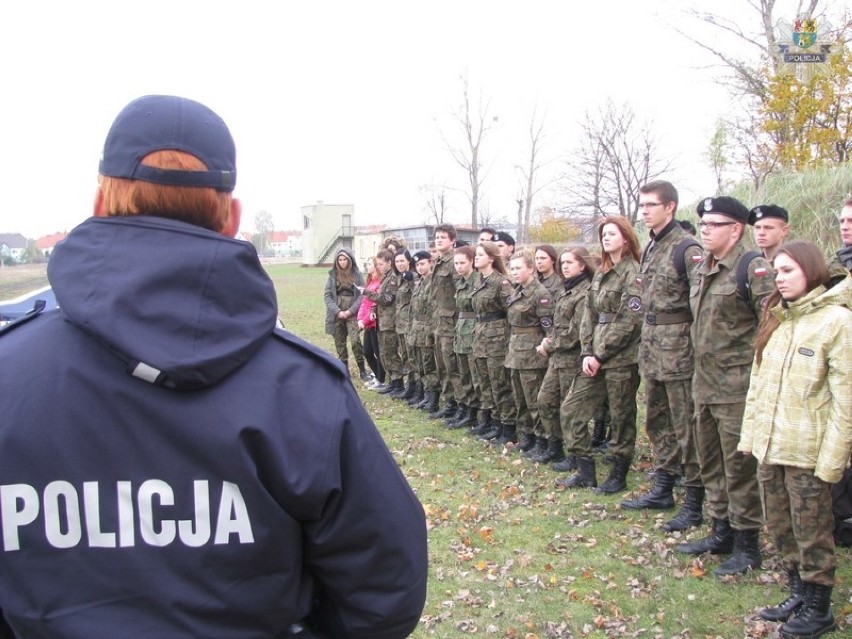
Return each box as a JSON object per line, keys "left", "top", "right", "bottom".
{"left": 645, "top": 377, "right": 701, "bottom": 486}
{"left": 396, "top": 334, "right": 414, "bottom": 378}
{"left": 560, "top": 364, "right": 639, "bottom": 459}
{"left": 413, "top": 345, "right": 438, "bottom": 392}
{"left": 434, "top": 333, "right": 462, "bottom": 403}
{"left": 759, "top": 464, "right": 837, "bottom": 585}
{"left": 378, "top": 330, "right": 403, "bottom": 381}
{"left": 332, "top": 317, "right": 364, "bottom": 369}
{"left": 474, "top": 356, "right": 515, "bottom": 425}
{"left": 456, "top": 352, "right": 481, "bottom": 408}
{"left": 694, "top": 402, "right": 762, "bottom": 530}
{"left": 537, "top": 365, "right": 580, "bottom": 441}
{"left": 510, "top": 368, "right": 546, "bottom": 437}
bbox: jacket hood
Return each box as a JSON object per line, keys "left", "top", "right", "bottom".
{"left": 328, "top": 248, "right": 361, "bottom": 276}
{"left": 48, "top": 215, "right": 278, "bottom": 390}
{"left": 774, "top": 273, "right": 852, "bottom": 320}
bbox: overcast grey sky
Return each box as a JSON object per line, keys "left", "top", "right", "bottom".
{"left": 0, "top": 0, "right": 809, "bottom": 239}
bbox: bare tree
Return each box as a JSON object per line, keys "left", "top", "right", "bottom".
{"left": 440, "top": 72, "right": 497, "bottom": 228}
{"left": 561, "top": 100, "right": 672, "bottom": 225}
{"left": 419, "top": 182, "right": 450, "bottom": 225}
{"left": 253, "top": 210, "right": 274, "bottom": 256}
{"left": 515, "top": 106, "right": 552, "bottom": 244}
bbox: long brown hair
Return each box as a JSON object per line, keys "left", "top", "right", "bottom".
{"left": 753, "top": 240, "right": 830, "bottom": 365}
{"left": 364, "top": 256, "right": 379, "bottom": 285}
{"left": 477, "top": 241, "right": 507, "bottom": 275}
{"left": 99, "top": 150, "right": 232, "bottom": 232}
{"left": 561, "top": 245, "right": 598, "bottom": 278}
{"left": 334, "top": 250, "right": 356, "bottom": 286}
{"left": 598, "top": 215, "right": 641, "bottom": 272}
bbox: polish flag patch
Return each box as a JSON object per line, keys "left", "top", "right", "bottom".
{"left": 691, "top": 255, "right": 703, "bottom": 263}
{"left": 754, "top": 267, "right": 769, "bottom": 277}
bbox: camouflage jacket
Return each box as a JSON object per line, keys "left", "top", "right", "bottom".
{"left": 430, "top": 250, "right": 459, "bottom": 337}
{"left": 636, "top": 221, "right": 703, "bottom": 381}
{"left": 409, "top": 274, "right": 435, "bottom": 347}
{"left": 363, "top": 269, "right": 398, "bottom": 332}
{"left": 505, "top": 279, "right": 554, "bottom": 370}
{"left": 538, "top": 271, "right": 563, "bottom": 296}
{"left": 690, "top": 242, "right": 775, "bottom": 403}
{"left": 543, "top": 275, "right": 591, "bottom": 370}
{"left": 470, "top": 271, "right": 513, "bottom": 359}
{"left": 395, "top": 274, "right": 414, "bottom": 335}
{"left": 453, "top": 272, "right": 477, "bottom": 355}
{"left": 580, "top": 258, "right": 641, "bottom": 370}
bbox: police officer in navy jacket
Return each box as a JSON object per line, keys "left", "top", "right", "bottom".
{"left": 0, "top": 95, "right": 427, "bottom": 639}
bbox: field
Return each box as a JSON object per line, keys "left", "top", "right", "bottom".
{"left": 2, "top": 262, "right": 850, "bottom": 639}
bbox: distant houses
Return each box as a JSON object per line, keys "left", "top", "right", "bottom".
{"left": 0, "top": 233, "right": 28, "bottom": 263}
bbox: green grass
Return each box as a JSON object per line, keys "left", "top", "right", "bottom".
{"left": 2, "top": 259, "right": 850, "bottom": 639}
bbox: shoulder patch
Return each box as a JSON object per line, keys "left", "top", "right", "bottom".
{"left": 691, "top": 254, "right": 704, "bottom": 263}
{"left": 754, "top": 266, "right": 769, "bottom": 277}
{"left": 627, "top": 296, "right": 642, "bottom": 312}
{"left": 539, "top": 298, "right": 550, "bottom": 305}
{"left": 540, "top": 317, "right": 553, "bottom": 328}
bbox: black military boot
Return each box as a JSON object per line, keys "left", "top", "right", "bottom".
{"left": 516, "top": 432, "right": 537, "bottom": 452}
{"left": 454, "top": 406, "right": 478, "bottom": 430}
{"left": 390, "top": 377, "right": 411, "bottom": 400}
{"left": 552, "top": 454, "right": 578, "bottom": 472}
{"left": 590, "top": 418, "right": 608, "bottom": 449}
{"left": 357, "top": 361, "right": 371, "bottom": 382}
{"left": 472, "top": 409, "right": 492, "bottom": 436}
{"left": 430, "top": 398, "right": 457, "bottom": 420}
{"left": 493, "top": 422, "right": 517, "bottom": 445}
{"left": 714, "top": 528, "right": 761, "bottom": 576}
{"left": 445, "top": 404, "right": 469, "bottom": 429}
{"left": 596, "top": 455, "right": 630, "bottom": 494}
{"left": 620, "top": 470, "right": 676, "bottom": 510}
{"left": 760, "top": 567, "right": 804, "bottom": 622}
{"left": 676, "top": 518, "right": 735, "bottom": 555}
{"left": 400, "top": 374, "right": 417, "bottom": 400}
{"left": 407, "top": 381, "right": 424, "bottom": 407}
{"left": 663, "top": 486, "right": 705, "bottom": 532}
{"left": 522, "top": 436, "right": 548, "bottom": 459}
{"left": 530, "top": 437, "right": 565, "bottom": 464}
{"left": 419, "top": 391, "right": 439, "bottom": 413}
{"left": 781, "top": 583, "right": 836, "bottom": 639}
{"left": 555, "top": 455, "right": 597, "bottom": 489}
{"left": 378, "top": 378, "right": 401, "bottom": 395}
{"left": 478, "top": 418, "right": 502, "bottom": 441}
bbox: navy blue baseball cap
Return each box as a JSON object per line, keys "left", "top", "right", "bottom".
{"left": 99, "top": 95, "right": 236, "bottom": 192}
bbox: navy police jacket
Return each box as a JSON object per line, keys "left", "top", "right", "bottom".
{"left": 0, "top": 216, "right": 427, "bottom": 639}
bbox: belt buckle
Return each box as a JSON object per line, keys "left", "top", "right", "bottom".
{"left": 646, "top": 313, "right": 656, "bottom": 325}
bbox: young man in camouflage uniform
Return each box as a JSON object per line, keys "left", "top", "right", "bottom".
{"left": 362, "top": 249, "right": 404, "bottom": 395}
{"left": 677, "top": 196, "right": 775, "bottom": 577}
{"left": 429, "top": 224, "right": 462, "bottom": 420}
{"left": 409, "top": 251, "right": 439, "bottom": 412}
{"left": 620, "top": 181, "right": 705, "bottom": 533}
{"left": 748, "top": 204, "right": 790, "bottom": 263}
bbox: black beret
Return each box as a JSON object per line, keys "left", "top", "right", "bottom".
{"left": 696, "top": 196, "right": 749, "bottom": 223}
{"left": 412, "top": 250, "right": 432, "bottom": 263}
{"left": 748, "top": 204, "right": 789, "bottom": 225}
{"left": 494, "top": 231, "right": 516, "bottom": 245}
{"left": 454, "top": 239, "right": 470, "bottom": 247}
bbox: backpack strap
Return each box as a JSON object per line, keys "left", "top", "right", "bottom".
{"left": 673, "top": 237, "right": 702, "bottom": 283}
{"left": 736, "top": 250, "right": 762, "bottom": 303}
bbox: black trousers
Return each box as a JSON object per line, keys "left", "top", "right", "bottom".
{"left": 363, "top": 328, "right": 385, "bottom": 383}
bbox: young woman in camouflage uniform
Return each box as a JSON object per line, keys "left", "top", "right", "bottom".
{"left": 391, "top": 250, "right": 417, "bottom": 400}
{"left": 557, "top": 216, "right": 642, "bottom": 494}
{"left": 361, "top": 249, "right": 403, "bottom": 395}
{"left": 409, "top": 251, "right": 439, "bottom": 412}
{"left": 535, "top": 244, "right": 563, "bottom": 296}
{"left": 739, "top": 242, "right": 851, "bottom": 639}
{"left": 446, "top": 245, "right": 480, "bottom": 430}
{"left": 531, "top": 246, "right": 597, "bottom": 466}
{"left": 470, "top": 242, "right": 514, "bottom": 442}
{"left": 323, "top": 248, "right": 368, "bottom": 380}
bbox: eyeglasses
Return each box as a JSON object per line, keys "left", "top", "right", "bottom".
{"left": 638, "top": 202, "right": 664, "bottom": 209}
{"left": 698, "top": 221, "right": 737, "bottom": 230}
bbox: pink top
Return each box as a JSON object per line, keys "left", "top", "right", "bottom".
{"left": 358, "top": 278, "right": 380, "bottom": 329}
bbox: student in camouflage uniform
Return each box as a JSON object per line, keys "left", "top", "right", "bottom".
{"left": 532, "top": 246, "right": 597, "bottom": 466}
{"left": 620, "top": 181, "right": 706, "bottom": 533}
{"left": 391, "top": 249, "right": 417, "bottom": 400}
{"left": 828, "top": 197, "right": 852, "bottom": 276}
{"left": 361, "top": 249, "right": 403, "bottom": 395}
{"left": 323, "top": 248, "right": 368, "bottom": 380}
{"left": 676, "top": 196, "right": 775, "bottom": 577}
{"left": 409, "top": 251, "right": 439, "bottom": 412}
{"left": 446, "top": 245, "right": 481, "bottom": 430}
{"left": 556, "top": 216, "right": 642, "bottom": 494}
{"left": 505, "top": 249, "right": 555, "bottom": 455}
{"left": 471, "top": 242, "right": 515, "bottom": 442}
{"left": 535, "top": 244, "right": 563, "bottom": 295}
{"left": 748, "top": 204, "right": 790, "bottom": 263}
{"left": 430, "top": 224, "right": 462, "bottom": 420}
{"left": 739, "top": 241, "right": 851, "bottom": 638}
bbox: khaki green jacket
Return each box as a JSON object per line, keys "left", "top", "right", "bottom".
{"left": 395, "top": 275, "right": 413, "bottom": 335}
{"left": 739, "top": 276, "right": 852, "bottom": 483}
{"left": 637, "top": 221, "right": 703, "bottom": 381}
{"left": 543, "top": 276, "right": 591, "bottom": 370}
{"left": 410, "top": 274, "right": 435, "bottom": 347}
{"left": 363, "top": 269, "right": 398, "bottom": 332}
{"left": 430, "top": 250, "right": 458, "bottom": 337}
{"left": 453, "top": 272, "right": 477, "bottom": 355}
{"left": 505, "top": 279, "right": 554, "bottom": 370}
{"left": 538, "top": 271, "right": 563, "bottom": 296}
{"left": 690, "top": 242, "right": 775, "bottom": 403}
{"left": 470, "top": 271, "right": 513, "bottom": 359}
{"left": 580, "top": 258, "right": 641, "bottom": 369}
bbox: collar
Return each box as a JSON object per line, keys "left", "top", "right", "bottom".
{"left": 649, "top": 218, "right": 677, "bottom": 242}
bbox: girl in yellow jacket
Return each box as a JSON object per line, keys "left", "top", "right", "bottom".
{"left": 739, "top": 240, "right": 851, "bottom": 639}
